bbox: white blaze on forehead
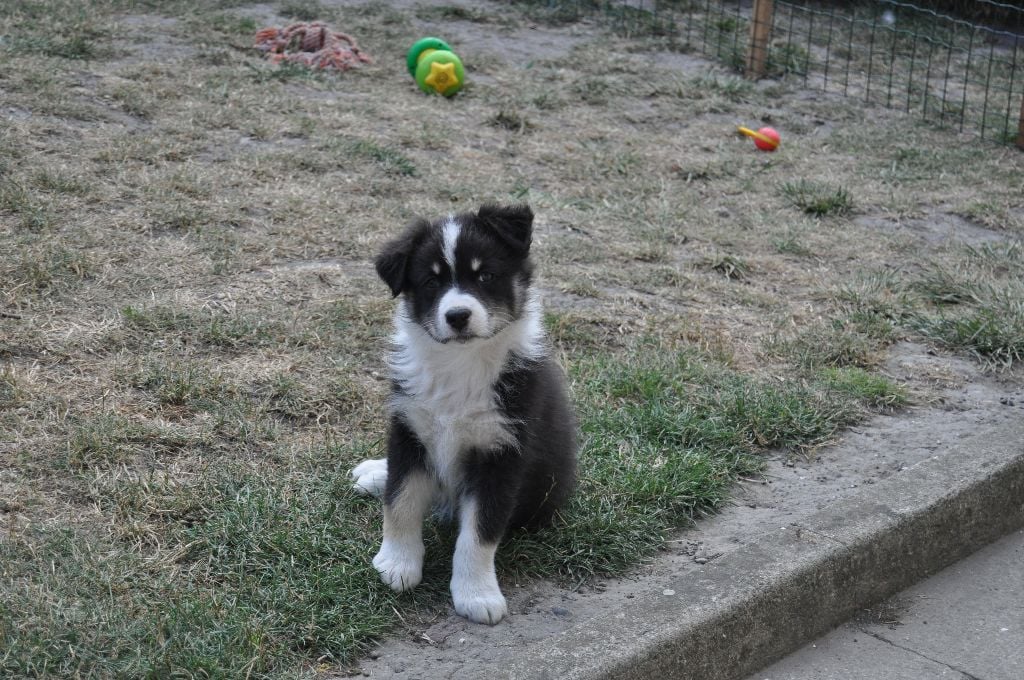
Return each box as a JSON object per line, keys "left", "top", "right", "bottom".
{"left": 442, "top": 217, "right": 460, "bottom": 270}
{"left": 471, "top": 258, "right": 482, "bottom": 272}
{"left": 431, "top": 262, "right": 441, "bottom": 275}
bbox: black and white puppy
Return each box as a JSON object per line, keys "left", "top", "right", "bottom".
{"left": 351, "top": 204, "right": 577, "bottom": 625}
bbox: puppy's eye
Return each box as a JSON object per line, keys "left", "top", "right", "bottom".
{"left": 425, "top": 277, "right": 440, "bottom": 289}
{"left": 478, "top": 272, "right": 494, "bottom": 283}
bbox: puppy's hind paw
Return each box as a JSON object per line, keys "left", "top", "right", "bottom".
{"left": 351, "top": 458, "right": 387, "bottom": 498}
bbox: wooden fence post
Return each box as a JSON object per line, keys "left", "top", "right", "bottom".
{"left": 1017, "top": 92, "right": 1024, "bottom": 150}
{"left": 746, "top": 0, "right": 774, "bottom": 79}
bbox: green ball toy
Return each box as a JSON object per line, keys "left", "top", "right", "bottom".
{"left": 406, "top": 37, "right": 451, "bottom": 77}
{"left": 407, "top": 37, "right": 464, "bottom": 97}
{"left": 415, "top": 50, "right": 464, "bottom": 97}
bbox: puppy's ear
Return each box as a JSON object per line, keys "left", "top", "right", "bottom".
{"left": 375, "top": 219, "right": 428, "bottom": 297}
{"left": 477, "top": 204, "right": 533, "bottom": 256}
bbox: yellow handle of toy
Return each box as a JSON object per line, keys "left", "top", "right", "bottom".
{"left": 417, "top": 48, "right": 437, "bottom": 65}
{"left": 738, "top": 126, "right": 775, "bottom": 145}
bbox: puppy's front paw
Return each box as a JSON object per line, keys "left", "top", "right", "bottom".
{"left": 373, "top": 540, "right": 423, "bottom": 593}
{"left": 351, "top": 458, "right": 388, "bottom": 498}
{"left": 452, "top": 578, "right": 508, "bottom": 625}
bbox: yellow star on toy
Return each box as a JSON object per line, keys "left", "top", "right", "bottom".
{"left": 425, "top": 61, "right": 457, "bottom": 93}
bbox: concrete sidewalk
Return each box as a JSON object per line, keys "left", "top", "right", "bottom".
{"left": 747, "top": 529, "right": 1024, "bottom": 680}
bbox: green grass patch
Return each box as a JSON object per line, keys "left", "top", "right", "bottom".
{"left": 782, "top": 179, "right": 853, "bottom": 216}
{"left": 499, "top": 344, "right": 856, "bottom": 581}
{"left": 907, "top": 246, "right": 1024, "bottom": 369}
{"left": 963, "top": 241, "right": 1024, "bottom": 274}
{"left": 131, "top": 359, "right": 231, "bottom": 409}
{"left": 764, "top": 321, "right": 881, "bottom": 369}
{"left": 819, "top": 367, "right": 907, "bottom": 410}
{"left": 822, "top": 254, "right": 1024, "bottom": 370}
{"left": 0, "top": 462, "right": 399, "bottom": 677}
{"left": 912, "top": 266, "right": 982, "bottom": 305}
{"left": 1, "top": 344, "right": 868, "bottom": 674}
{"left": 773, "top": 228, "right": 813, "bottom": 256}
{"left": 832, "top": 270, "right": 906, "bottom": 338}
{"left": 1, "top": 526, "right": 170, "bottom": 678}
{"left": 172, "top": 466, "right": 401, "bottom": 674}
{"left": 911, "top": 292, "right": 1024, "bottom": 369}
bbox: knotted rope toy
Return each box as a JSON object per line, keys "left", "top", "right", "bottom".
{"left": 254, "top": 22, "right": 371, "bottom": 70}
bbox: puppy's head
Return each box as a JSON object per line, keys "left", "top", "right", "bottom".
{"left": 375, "top": 204, "right": 535, "bottom": 344}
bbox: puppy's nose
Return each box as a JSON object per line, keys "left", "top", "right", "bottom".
{"left": 445, "top": 307, "right": 472, "bottom": 331}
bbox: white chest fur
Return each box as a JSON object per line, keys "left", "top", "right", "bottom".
{"left": 388, "top": 300, "right": 544, "bottom": 489}
{"left": 392, "top": 378, "right": 513, "bottom": 489}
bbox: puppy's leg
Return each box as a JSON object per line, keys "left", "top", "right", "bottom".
{"left": 373, "top": 418, "right": 435, "bottom": 592}
{"left": 374, "top": 469, "right": 435, "bottom": 592}
{"left": 451, "top": 495, "right": 510, "bottom": 625}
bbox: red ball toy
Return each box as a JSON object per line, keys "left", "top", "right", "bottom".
{"left": 738, "top": 126, "right": 781, "bottom": 151}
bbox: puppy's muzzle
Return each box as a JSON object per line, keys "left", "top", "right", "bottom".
{"left": 445, "top": 307, "right": 472, "bottom": 332}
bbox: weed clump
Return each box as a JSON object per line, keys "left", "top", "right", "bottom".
{"left": 782, "top": 179, "right": 854, "bottom": 216}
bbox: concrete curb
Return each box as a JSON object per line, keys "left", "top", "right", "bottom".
{"left": 504, "top": 425, "right": 1024, "bottom": 680}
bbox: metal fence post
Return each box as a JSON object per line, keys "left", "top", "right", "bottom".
{"left": 746, "top": 0, "right": 775, "bottom": 79}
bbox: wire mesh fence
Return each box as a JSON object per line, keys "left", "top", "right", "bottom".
{"left": 526, "top": 0, "right": 1024, "bottom": 146}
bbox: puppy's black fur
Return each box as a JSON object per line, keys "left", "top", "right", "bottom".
{"left": 377, "top": 204, "right": 576, "bottom": 539}
{"left": 352, "top": 204, "right": 576, "bottom": 624}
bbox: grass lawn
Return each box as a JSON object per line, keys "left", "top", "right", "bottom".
{"left": 2, "top": 0, "right": 1022, "bottom": 676}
